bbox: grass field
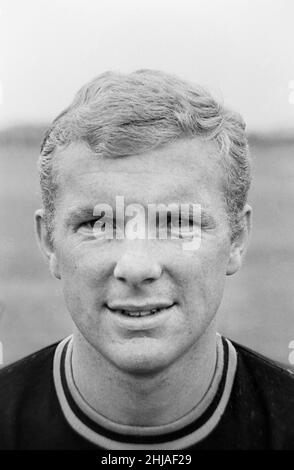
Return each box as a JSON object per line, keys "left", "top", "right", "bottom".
{"left": 0, "top": 127, "right": 294, "bottom": 368}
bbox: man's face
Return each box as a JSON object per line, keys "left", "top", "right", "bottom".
{"left": 40, "top": 138, "right": 240, "bottom": 374}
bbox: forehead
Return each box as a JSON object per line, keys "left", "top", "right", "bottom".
{"left": 54, "top": 138, "right": 224, "bottom": 210}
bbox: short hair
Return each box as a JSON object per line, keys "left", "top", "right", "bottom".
{"left": 39, "top": 69, "right": 251, "bottom": 243}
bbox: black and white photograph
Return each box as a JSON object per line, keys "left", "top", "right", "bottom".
{"left": 0, "top": 0, "right": 294, "bottom": 453}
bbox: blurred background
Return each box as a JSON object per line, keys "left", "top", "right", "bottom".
{"left": 0, "top": 0, "right": 293, "bottom": 368}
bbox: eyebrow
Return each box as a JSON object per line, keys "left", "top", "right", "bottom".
{"left": 177, "top": 207, "right": 217, "bottom": 227}
{"left": 158, "top": 205, "right": 216, "bottom": 221}
{"left": 65, "top": 206, "right": 99, "bottom": 225}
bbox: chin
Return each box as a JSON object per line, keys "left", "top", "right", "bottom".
{"left": 111, "top": 357, "right": 170, "bottom": 377}
{"left": 105, "top": 342, "right": 175, "bottom": 376}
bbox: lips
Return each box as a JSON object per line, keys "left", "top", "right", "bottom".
{"left": 116, "top": 308, "right": 163, "bottom": 317}
{"left": 107, "top": 303, "right": 173, "bottom": 318}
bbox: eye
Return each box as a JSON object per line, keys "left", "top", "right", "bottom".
{"left": 182, "top": 217, "right": 197, "bottom": 228}
{"left": 163, "top": 214, "right": 199, "bottom": 239}
{"left": 175, "top": 215, "right": 199, "bottom": 230}
{"left": 78, "top": 217, "right": 117, "bottom": 237}
{"left": 179, "top": 218, "right": 200, "bottom": 238}
{"left": 79, "top": 218, "right": 104, "bottom": 230}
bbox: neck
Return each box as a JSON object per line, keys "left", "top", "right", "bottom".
{"left": 71, "top": 324, "right": 218, "bottom": 427}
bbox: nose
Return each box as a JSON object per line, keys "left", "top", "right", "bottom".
{"left": 113, "top": 241, "right": 162, "bottom": 286}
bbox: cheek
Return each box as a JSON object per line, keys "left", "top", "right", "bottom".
{"left": 175, "top": 243, "right": 229, "bottom": 310}
{"left": 177, "top": 244, "right": 228, "bottom": 282}
{"left": 58, "top": 245, "right": 110, "bottom": 286}
{"left": 57, "top": 248, "right": 110, "bottom": 317}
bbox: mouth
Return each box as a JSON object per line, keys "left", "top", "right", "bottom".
{"left": 107, "top": 303, "right": 174, "bottom": 318}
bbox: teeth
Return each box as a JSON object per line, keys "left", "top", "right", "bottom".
{"left": 120, "top": 308, "right": 160, "bottom": 317}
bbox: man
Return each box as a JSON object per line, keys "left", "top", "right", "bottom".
{"left": 0, "top": 70, "right": 293, "bottom": 450}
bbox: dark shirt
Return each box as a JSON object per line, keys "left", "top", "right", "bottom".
{"left": 0, "top": 336, "right": 293, "bottom": 450}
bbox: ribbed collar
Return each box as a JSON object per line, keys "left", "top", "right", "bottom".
{"left": 53, "top": 334, "right": 237, "bottom": 449}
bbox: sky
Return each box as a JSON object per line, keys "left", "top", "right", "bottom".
{"left": 0, "top": 0, "right": 294, "bottom": 132}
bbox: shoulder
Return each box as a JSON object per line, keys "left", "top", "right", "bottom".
{"left": 0, "top": 342, "right": 60, "bottom": 448}
{"left": 232, "top": 340, "right": 294, "bottom": 392}
{"left": 0, "top": 342, "right": 59, "bottom": 393}
{"left": 230, "top": 339, "right": 294, "bottom": 448}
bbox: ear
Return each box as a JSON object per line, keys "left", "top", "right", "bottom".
{"left": 35, "top": 209, "right": 61, "bottom": 279}
{"left": 226, "top": 204, "right": 252, "bottom": 276}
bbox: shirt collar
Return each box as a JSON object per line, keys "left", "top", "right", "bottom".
{"left": 53, "top": 333, "right": 237, "bottom": 449}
